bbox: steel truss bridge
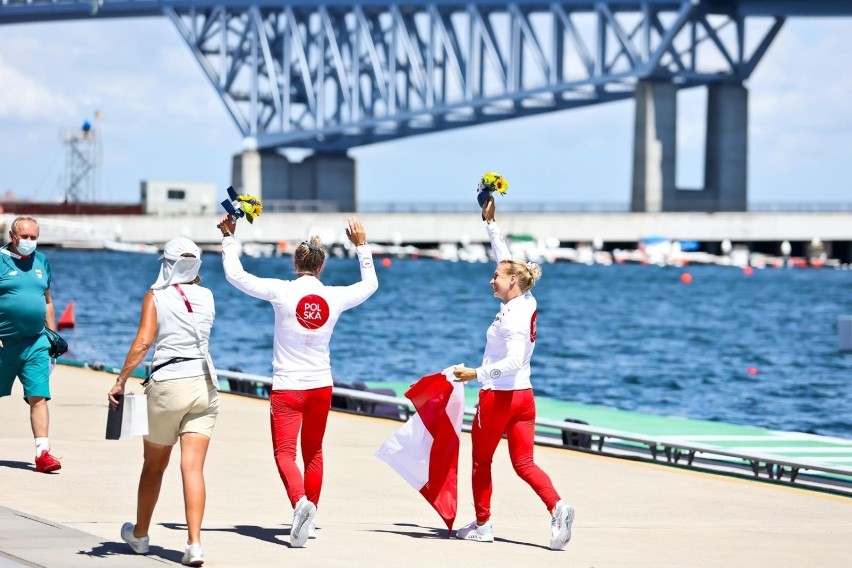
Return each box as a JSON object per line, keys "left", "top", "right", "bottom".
{"left": 2, "top": 0, "right": 851, "bottom": 152}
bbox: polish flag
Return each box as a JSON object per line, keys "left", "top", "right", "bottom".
{"left": 375, "top": 369, "right": 465, "bottom": 532}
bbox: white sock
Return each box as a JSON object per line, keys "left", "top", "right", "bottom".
{"left": 35, "top": 437, "right": 50, "bottom": 456}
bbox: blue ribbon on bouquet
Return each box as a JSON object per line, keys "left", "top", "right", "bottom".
{"left": 220, "top": 186, "right": 245, "bottom": 219}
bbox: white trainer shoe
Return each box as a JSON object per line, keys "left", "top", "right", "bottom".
{"left": 120, "top": 522, "right": 149, "bottom": 554}
{"left": 290, "top": 496, "right": 316, "bottom": 548}
{"left": 549, "top": 501, "right": 575, "bottom": 550}
{"left": 308, "top": 519, "right": 317, "bottom": 539}
{"left": 455, "top": 520, "right": 494, "bottom": 542}
{"left": 180, "top": 543, "right": 204, "bottom": 566}
{"left": 181, "top": 542, "right": 204, "bottom": 566}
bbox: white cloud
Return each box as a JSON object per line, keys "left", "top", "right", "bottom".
{"left": 0, "top": 55, "right": 75, "bottom": 121}
{"left": 746, "top": 19, "right": 852, "bottom": 200}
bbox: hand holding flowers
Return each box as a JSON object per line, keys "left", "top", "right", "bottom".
{"left": 235, "top": 194, "right": 263, "bottom": 223}
{"left": 476, "top": 171, "right": 508, "bottom": 207}
{"left": 220, "top": 185, "right": 263, "bottom": 224}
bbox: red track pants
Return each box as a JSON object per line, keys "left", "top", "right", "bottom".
{"left": 471, "top": 388, "right": 561, "bottom": 523}
{"left": 269, "top": 387, "right": 333, "bottom": 508}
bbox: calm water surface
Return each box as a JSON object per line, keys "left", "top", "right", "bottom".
{"left": 47, "top": 249, "right": 852, "bottom": 438}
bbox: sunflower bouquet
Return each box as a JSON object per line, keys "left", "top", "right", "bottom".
{"left": 476, "top": 171, "right": 509, "bottom": 207}
{"left": 235, "top": 194, "right": 263, "bottom": 223}
{"left": 221, "top": 186, "right": 263, "bottom": 223}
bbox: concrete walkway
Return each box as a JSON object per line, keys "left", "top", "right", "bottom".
{"left": 0, "top": 365, "right": 849, "bottom": 568}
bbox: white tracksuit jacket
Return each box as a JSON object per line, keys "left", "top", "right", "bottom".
{"left": 475, "top": 222, "right": 537, "bottom": 391}
{"left": 222, "top": 237, "right": 378, "bottom": 390}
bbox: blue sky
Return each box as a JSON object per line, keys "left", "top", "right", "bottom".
{"left": 1, "top": 16, "right": 851, "bottom": 206}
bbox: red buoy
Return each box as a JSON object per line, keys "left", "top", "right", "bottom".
{"left": 57, "top": 301, "right": 76, "bottom": 330}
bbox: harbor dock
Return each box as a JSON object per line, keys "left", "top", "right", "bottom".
{"left": 0, "top": 365, "right": 850, "bottom": 567}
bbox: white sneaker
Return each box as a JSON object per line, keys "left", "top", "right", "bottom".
{"left": 181, "top": 543, "right": 204, "bottom": 566}
{"left": 455, "top": 520, "right": 494, "bottom": 542}
{"left": 120, "top": 522, "right": 149, "bottom": 554}
{"left": 549, "top": 501, "right": 575, "bottom": 550}
{"left": 308, "top": 519, "right": 317, "bottom": 539}
{"left": 290, "top": 496, "right": 316, "bottom": 548}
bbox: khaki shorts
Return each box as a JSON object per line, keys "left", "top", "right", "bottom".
{"left": 144, "top": 375, "right": 219, "bottom": 446}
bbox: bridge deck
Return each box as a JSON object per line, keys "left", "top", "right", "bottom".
{"left": 0, "top": 365, "right": 850, "bottom": 567}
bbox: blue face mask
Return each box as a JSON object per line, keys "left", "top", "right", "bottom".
{"left": 16, "top": 238, "right": 38, "bottom": 256}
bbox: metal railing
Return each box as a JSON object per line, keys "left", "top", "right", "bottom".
{"left": 259, "top": 200, "right": 352, "bottom": 213}
{"left": 213, "top": 367, "right": 852, "bottom": 494}
{"left": 357, "top": 201, "right": 631, "bottom": 213}
{"left": 748, "top": 202, "right": 852, "bottom": 213}
{"left": 261, "top": 201, "right": 852, "bottom": 214}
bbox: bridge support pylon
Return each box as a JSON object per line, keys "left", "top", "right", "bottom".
{"left": 631, "top": 81, "right": 677, "bottom": 213}
{"left": 705, "top": 83, "right": 748, "bottom": 212}
{"left": 231, "top": 149, "right": 356, "bottom": 212}
{"left": 631, "top": 81, "right": 748, "bottom": 213}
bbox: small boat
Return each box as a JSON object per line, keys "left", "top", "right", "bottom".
{"left": 241, "top": 242, "right": 276, "bottom": 258}
{"left": 103, "top": 240, "right": 159, "bottom": 254}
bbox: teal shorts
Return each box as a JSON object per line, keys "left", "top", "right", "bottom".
{"left": 0, "top": 334, "right": 52, "bottom": 401}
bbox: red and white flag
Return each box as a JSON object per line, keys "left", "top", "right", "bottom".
{"left": 375, "top": 368, "right": 465, "bottom": 532}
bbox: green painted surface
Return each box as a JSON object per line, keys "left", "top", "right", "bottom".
{"left": 364, "top": 381, "right": 852, "bottom": 471}
{"left": 706, "top": 440, "right": 852, "bottom": 449}
{"left": 367, "top": 381, "right": 774, "bottom": 437}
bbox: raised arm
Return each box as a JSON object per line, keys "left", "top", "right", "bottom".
{"left": 338, "top": 217, "right": 378, "bottom": 310}
{"left": 482, "top": 196, "right": 511, "bottom": 262}
{"left": 218, "top": 215, "right": 280, "bottom": 301}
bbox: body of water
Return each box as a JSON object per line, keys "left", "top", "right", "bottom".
{"left": 46, "top": 249, "right": 852, "bottom": 438}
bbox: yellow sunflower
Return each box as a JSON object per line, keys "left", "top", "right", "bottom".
{"left": 237, "top": 194, "right": 263, "bottom": 223}
{"left": 493, "top": 176, "right": 508, "bottom": 194}
{"left": 480, "top": 172, "right": 508, "bottom": 195}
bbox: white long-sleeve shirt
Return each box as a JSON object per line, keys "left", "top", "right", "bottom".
{"left": 475, "top": 222, "right": 536, "bottom": 391}
{"left": 222, "top": 237, "right": 378, "bottom": 390}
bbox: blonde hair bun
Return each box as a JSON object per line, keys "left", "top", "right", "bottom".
{"left": 526, "top": 262, "right": 542, "bottom": 283}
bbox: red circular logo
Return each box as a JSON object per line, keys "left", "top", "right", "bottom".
{"left": 530, "top": 311, "right": 537, "bottom": 343}
{"left": 296, "top": 294, "right": 330, "bottom": 329}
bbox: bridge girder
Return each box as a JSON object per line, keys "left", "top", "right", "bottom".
{"left": 0, "top": 0, "right": 813, "bottom": 150}
{"left": 165, "top": 1, "right": 787, "bottom": 150}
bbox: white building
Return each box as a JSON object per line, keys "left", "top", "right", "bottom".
{"left": 141, "top": 180, "right": 217, "bottom": 216}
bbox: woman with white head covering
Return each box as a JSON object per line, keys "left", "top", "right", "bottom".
{"left": 108, "top": 236, "right": 219, "bottom": 567}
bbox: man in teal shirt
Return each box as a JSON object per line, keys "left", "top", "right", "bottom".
{"left": 0, "top": 216, "right": 61, "bottom": 473}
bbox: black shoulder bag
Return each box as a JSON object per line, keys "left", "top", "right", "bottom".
{"left": 43, "top": 328, "right": 69, "bottom": 358}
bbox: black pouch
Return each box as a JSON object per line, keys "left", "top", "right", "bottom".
{"left": 43, "top": 328, "right": 69, "bottom": 358}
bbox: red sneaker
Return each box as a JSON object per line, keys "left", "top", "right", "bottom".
{"left": 35, "top": 450, "right": 61, "bottom": 473}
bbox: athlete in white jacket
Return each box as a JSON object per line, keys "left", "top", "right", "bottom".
{"left": 218, "top": 215, "right": 378, "bottom": 547}
{"left": 453, "top": 197, "right": 574, "bottom": 551}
